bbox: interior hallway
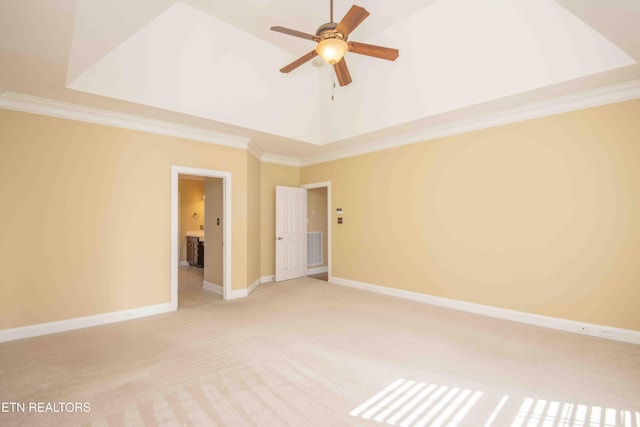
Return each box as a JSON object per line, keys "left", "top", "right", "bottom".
{"left": 178, "top": 265, "right": 221, "bottom": 308}
{"left": 307, "top": 271, "right": 328, "bottom": 281}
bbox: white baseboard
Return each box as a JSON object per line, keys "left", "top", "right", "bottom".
{"left": 307, "top": 266, "right": 328, "bottom": 275}
{"left": 204, "top": 280, "right": 255, "bottom": 300}
{"left": 179, "top": 260, "right": 189, "bottom": 267}
{"left": 331, "top": 277, "right": 640, "bottom": 345}
{"left": 248, "top": 278, "right": 261, "bottom": 295}
{"left": 0, "top": 303, "right": 175, "bottom": 343}
{"left": 227, "top": 288, "right": 248, "bottom": 300}
{"left": 259, "top": 271, "right": 328, "bottom": 283}
{"left": 202, "top": 280, "right": 222, "bottom": 295}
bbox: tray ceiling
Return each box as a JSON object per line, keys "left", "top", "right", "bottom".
{"left": 1, "top": 0, "right": 639, "bottom": 163}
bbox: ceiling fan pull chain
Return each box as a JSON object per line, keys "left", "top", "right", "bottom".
{"left": 331, "top": 68, "right": 336, "bottom": 101}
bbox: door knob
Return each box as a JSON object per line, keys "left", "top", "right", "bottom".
{"left": 277, "top": 237, "right": 283, "bottom": 240}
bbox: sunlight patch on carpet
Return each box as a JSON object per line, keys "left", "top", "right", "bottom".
{"left": 349, "top": 378, "right": 483, "bottom": 426}
{"left": 349, "top": 379, "right": 640, "bottom": 426}
{"left": 512, "top": 398, "right": 639, "bottom": 427}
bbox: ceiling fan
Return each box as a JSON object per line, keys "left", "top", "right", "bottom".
{"left": 270, "top": 0, "right": 399, "bottom": 86}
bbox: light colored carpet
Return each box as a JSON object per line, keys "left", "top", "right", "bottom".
{"left": 0, "top": 268, "right": 639, "bottom": 426}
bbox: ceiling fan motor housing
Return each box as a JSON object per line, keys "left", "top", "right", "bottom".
{"left": 316, "top": 22, "right": 342, "bottom": 39}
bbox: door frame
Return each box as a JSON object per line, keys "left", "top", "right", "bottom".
{"left": 301, "top": 181, "right": 331, "bottom": 281}
{"left": 171, "top": 166, "right": 232, "bottom": 306}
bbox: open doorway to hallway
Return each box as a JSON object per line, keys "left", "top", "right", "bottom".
{"left": 171, "top": 166, "right": 232, "bottom": 308}
{"left": 304, "top": 183, "right": 330, "bottom": 282}
{"left": 178, "top": 175, "right": 224, "bottom": 306}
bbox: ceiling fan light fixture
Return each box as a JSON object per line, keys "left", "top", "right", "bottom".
{"left": 316, "top": 37, "right": 348, "bottom": 65}
{"left": 271, "top": 3, "right": 397, "bottom": 86}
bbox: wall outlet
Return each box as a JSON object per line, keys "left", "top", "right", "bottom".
{"left": 599, "top": 329, "right": 615, "bottom": 339}
{"left": 577, "top": 325, "right": 590, "bottom": 334}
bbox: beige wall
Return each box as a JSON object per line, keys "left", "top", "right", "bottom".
{"left": 2, "top": 98, "right": 640, "bottom": 333}
{"left": 247, "top": 152, "right": 261, "bottom": 287}
{"left": 178, "top": 178, "right": 204, "bottom": 262}
{"left": 302, "top": 99, "right": 640, "bottom": 331}
{"left": 260, "top": 163, "right": 300, "bottom": 278}
{"left": 0, "top": 109, "right": 249, "bottom": 329}
{"left": 307, "top": 187, "right": 328, "bottom": 268}
{"left": 204, "top": 177, "right": 223, "bottom": 287}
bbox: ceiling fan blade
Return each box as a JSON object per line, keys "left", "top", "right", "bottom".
{"left": 333, "top": 58, "right": 352, "bottom": 86}
{"left": 335, "top": 5, "right": 369, "bottom": 40}
{"left": 348, "top": 41, "right": 399, "bottom": 61}
{"left": 270, "top": 26, "right": 319, "bottom": 41}
{"left": 280, "top": 50, "right": 318, "bottom": 73}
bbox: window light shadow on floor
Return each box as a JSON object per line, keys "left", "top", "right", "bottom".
{"left": 349, "top": 379, "right": 640, "bottom": 427}
{"left": 511, "top": 399, "right": 639, "bottom": 427}
{"left": 349, "top": 379, "right": 483, "bottom": 426}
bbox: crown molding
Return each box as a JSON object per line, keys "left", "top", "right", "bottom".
{"left": 260, "top": 153, "right": 302, "bottom": 167}
{"left": 247, "top": 141, "right": 264, "bottom": 159}
{"left": 300, "top": 79, "right": 640, "bottom": 166}
{"left": 248, "top": 142, "right": 301, "bottom": 166}
{"left": 3, "top": 79, "right": 639, "bottom": 168}
{"left": 0, "top": 92, "right": 251, "bottom": 149}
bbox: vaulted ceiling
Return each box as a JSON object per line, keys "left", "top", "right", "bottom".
{"left": 1, "top": 0, "right": 639, "bottom": 164}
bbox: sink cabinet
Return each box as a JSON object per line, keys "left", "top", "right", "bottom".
{"left": 197, "top": 241, "right": 204, "bottom": 267}
{"left": 186, "top": 236, "right": 204, "bottom": 267}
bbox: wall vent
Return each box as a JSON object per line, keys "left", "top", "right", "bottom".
{"left": 307, "top": 232, "right": 323, "bottom": 266}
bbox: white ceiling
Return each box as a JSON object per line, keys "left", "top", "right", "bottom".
{"left": 1, "top": 0, "right": 639, "bottom": 164}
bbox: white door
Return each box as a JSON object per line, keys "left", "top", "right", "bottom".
{"left": 275, "top": 186, "right": 307, "bottom": 282}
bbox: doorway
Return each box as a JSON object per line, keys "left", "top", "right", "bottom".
{"left": 171, "top": 166, "right": 232, "bottom": 308}
{"left": 302, "top": 182, "right": 331, "bottom": 282}
{"left": 177, "top": 175, "right": 209, "bottom": 306}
